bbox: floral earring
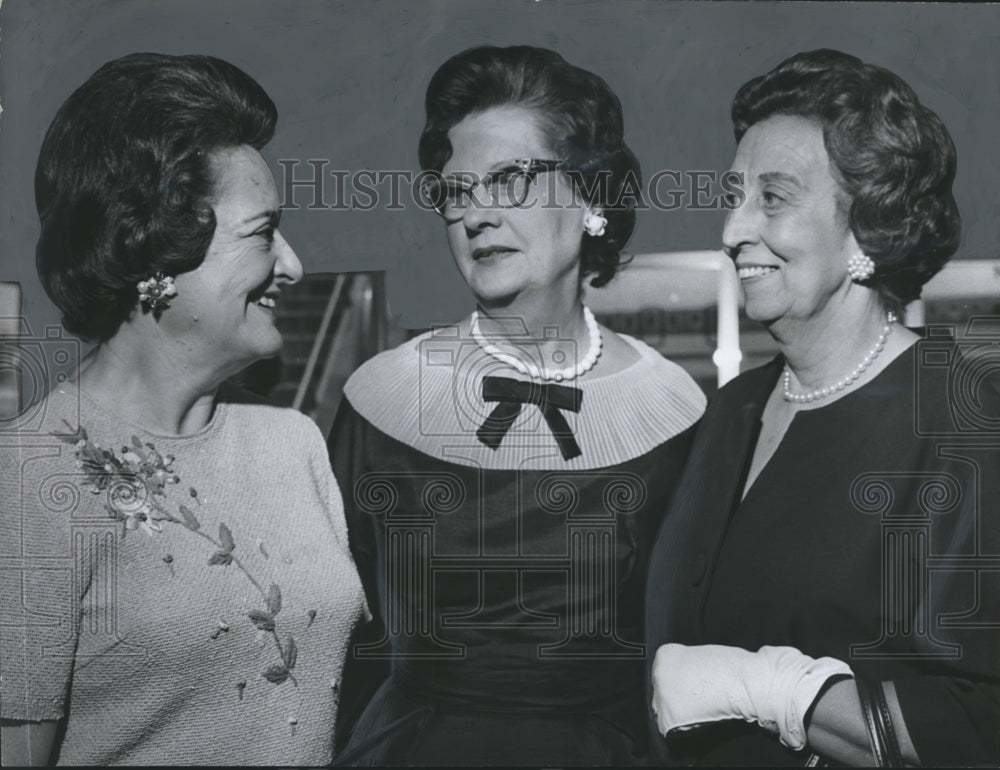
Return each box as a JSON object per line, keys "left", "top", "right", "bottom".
{"left": 137, "top": 272, "right": 177, "bottom": 313}
{"left": 583, "top": 211, "right": 608, "bottom": 238}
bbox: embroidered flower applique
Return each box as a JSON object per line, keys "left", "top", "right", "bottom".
{"left": 54, "top": 421, "right": 301, "bottom": 687}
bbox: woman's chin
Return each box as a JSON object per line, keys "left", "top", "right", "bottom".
{"left": 232, "top": 333, "right": 284, "bottom": 370}
{"left": 470, "top": 283, "right": 522, "bottom": 310}
{"left": 741, "top": 298, "right": 786, "bottom": 328}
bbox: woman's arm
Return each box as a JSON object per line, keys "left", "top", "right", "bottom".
{"left": 1, "top": 440, "right": 76, "bottom": 766}
{"left": 652, "top": 644, "right": 922, "bottom": 765}
{"left": 806, "top": 679, "right": 919, "bottom": 766}
{"left": 0, "top": 720, "right": 59, "bottom": 766}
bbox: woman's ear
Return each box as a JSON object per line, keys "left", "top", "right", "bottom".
{"left": 844, "top": 228, "right": 862, "bottom": 257}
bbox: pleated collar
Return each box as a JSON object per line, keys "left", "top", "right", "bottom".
{"left": 343, "top": 321, "right": 706, "bottom": 470}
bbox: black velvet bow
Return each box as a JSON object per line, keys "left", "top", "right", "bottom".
{"left": 476, "top": 376, "right": 583, "bottom": 460}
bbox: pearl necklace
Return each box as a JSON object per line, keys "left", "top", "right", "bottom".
{"left": 783, "top": 311, "right": 897, "bottom": 404}
{"left": 470, "top": 305, "right": 603, "bottom": 382}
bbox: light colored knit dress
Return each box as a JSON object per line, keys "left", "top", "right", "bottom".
{"left": 1, "top": 382, "right": 367, "bottom": 765}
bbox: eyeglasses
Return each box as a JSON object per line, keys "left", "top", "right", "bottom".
{"left": 418, "top": 158, "right": 563, "bottom": 220}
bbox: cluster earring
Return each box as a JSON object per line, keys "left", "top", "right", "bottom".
{"left": 583, "top": 212, "right": 608, "bottom": 237}
{"left": 137, "top": 272, "right": 177, "bottom": 313}
{"left": 847, "top": 252, "right": 876, "bottom": 282}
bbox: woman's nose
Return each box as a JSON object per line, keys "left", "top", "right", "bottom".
{"left": 459, "top": 187, "right": 503, "bottom": 231}
{"left": 273, "top": 230, "right": 303, "bottom": 284}
{"left": 721, "top": 195, "right": 758, "bottom": 256}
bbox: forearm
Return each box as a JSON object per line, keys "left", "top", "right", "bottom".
{"left": 0, "top": 720, "right": 59, "bottom": 766}
{"left": 653, "top": 644, "right": 926, "bottom": 765}
{"left": 806, "top": 679, "right": 919, "bottom": 766}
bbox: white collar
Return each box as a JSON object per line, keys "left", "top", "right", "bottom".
{"left": 343, "top": 321, "right": 705, "bottom": 470}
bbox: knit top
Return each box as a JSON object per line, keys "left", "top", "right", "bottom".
{"left": 0, "top": 382, "right": 367, "bottom": 765}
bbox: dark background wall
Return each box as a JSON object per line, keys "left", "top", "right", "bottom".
{"left": 2, "top": 0, "right": 998, "bottom": 335}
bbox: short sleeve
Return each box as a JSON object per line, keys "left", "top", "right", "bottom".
{"left": 300, "top": 409, "right": 371, "bottom": 622}
{"left": 326, "top": 396, "right": 389, "bottom": 755}
{"left": 327, "top": 398, "right": 381, "bottom": 618}
{"left": 298, "top": 412, "right": 351, "bottom": 557}
{"left": 1, "top": 429, "right": 88, "bottom": 721}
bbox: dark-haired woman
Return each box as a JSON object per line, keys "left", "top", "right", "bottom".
{"left": 0, "top": 54, "right": 366, "bottom": 765}
{"left": 647, "top": 49, "right": 1000, "bottom": 766}
{"left": 329, "top": 45, "right": 705, "bottom": 765}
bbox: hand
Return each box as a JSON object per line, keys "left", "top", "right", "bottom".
{"left": 651, "top": 643, "right": 853, "bottom": 750}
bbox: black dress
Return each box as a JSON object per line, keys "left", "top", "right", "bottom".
{"left": 646, "top": 337, "right": 1000, "bottom": 766}
{"left": 328, "top": 323, "right": 705, "bottom": 765}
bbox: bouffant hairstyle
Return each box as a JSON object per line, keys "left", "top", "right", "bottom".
{"left": 732, "top": 49, "right": 961, "bottom": 313}
{"left": 35, "top": 53, "right": 277, "bottom": 341}
{"left": 418, "top": 45, "right": 641, "bottom": 288}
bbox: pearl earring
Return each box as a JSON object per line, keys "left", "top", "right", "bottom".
{"left": 583, "top": 212, "right": 607, "bottom": 237}
{"left": 847, "top": 252, "right": 876, "bottom": 282}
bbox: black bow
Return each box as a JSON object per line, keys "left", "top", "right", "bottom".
{"left": 476, "top": 376, "right": 583, "bottom": 460}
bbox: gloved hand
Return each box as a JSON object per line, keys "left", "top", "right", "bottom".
{"left": 651, "top": 643, "right": 853, "bottom": 750}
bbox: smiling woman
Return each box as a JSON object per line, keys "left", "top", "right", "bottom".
{"left": 0, "top": 54, "right": 366, "bottom": 766}
{"left": 647, "top": 49, "right": 998, "bottom": 768}
{"left": 163, "top": 145, "right": 300, "bottom": 375}
{"left": 723, "top": 115, "right": 859, "bottom": 330}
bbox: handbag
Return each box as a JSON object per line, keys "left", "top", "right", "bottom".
{"left": 803, "top": 676, "right": 906, "bottom": 768}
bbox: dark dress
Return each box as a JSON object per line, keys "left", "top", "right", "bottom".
{"left": 328, "top": 324, "right": 705, "bottom": 765}
{"left": 646, "top": 336, "right": 1000, "bottom": 766}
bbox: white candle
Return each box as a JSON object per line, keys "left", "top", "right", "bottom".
{"left": 712, "top": 253, "right": 742, "bottom": 387}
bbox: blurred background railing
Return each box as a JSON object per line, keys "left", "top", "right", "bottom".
{"left": 230, "top": 271, "right": 408, "bottom": 434}
{"left": 244, "top": 254, "right": 999, "bottom": 432}
{"left": 0, "top": 283, "right": 22, "bottom": 421}
{"left": 3, "top": 256, "right": 999, "bottom": 434}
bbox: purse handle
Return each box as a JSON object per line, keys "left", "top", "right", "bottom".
{"left": 855, "top": 676, "right": 906, "bottom": 767}
{"left": 803, "top": 677, "right": 906, "bottom": 768}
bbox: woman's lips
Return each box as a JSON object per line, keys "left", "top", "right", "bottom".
{"left": 737, "top": 265, "right": 779, "bottom": 280}
{"left": 248, "top": 274, "right": 280, "bottom": 309}
{"left": 472, "top": 246, "right": 517, "bottom": 261}
{"left": 248, "top": 285, "right": 280, "bottom": 310}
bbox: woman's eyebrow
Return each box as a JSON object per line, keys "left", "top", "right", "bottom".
{"left": 239, "top": 208, "right": 281, "bottom": 227}
{"left": 441, "top": 170, "right": 480, "bottom": 185}
{"left": 758, "top": 171, "right": 802, "bottom": 188}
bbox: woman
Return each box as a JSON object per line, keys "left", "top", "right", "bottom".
{"left": 0, "top": 54, "right": 366, "bottom": 765}
{"left": 329, "top": 46, "right": 706, "bottom": 765}
{"left": 647, "top": 49, "right": 1000, "bottom": 766}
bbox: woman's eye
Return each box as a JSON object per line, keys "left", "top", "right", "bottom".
{"left": 490, "top": 171, "right": 517, "bottom": 186}
{"left": 445, "top": 181, "right": 473, "bottom": 203}
{"left": 761, "top": 190, "right": 784, "bottom": 208}
{"left": 491, "top": 169, "right": 532, "bottom": 193}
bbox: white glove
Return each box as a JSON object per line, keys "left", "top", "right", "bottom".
{"left": 651, "top": 643, "right": 853, "bottom": 750}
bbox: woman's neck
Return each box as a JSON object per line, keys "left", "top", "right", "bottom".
{"left": 75, "top": 331, "right": 225, "bottom": 436}
{"left": 475, "top": 281, "right": 588, "bottom": 341}
{"left": 772, "top": 295, "right": 916, "bottom": 398}
{"left": 472, "top": 285, "right": 601, "bottom": 379}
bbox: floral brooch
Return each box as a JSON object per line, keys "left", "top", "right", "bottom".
{"left": 53, "top": 421, "right": 305, "bottom": 688}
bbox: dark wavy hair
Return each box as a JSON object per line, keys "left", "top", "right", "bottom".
{"left": 418, "top": 46, "right": 641, "bottom": 288}
{"left": 35, "top": 53, "right": 277, "bottom": 342}
{"left": 731, "top": 49, "right": 961, "bottom": 313}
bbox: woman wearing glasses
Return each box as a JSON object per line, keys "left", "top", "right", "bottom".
{"left": 328, "top": 46, "right": 705, "bottom": 765}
